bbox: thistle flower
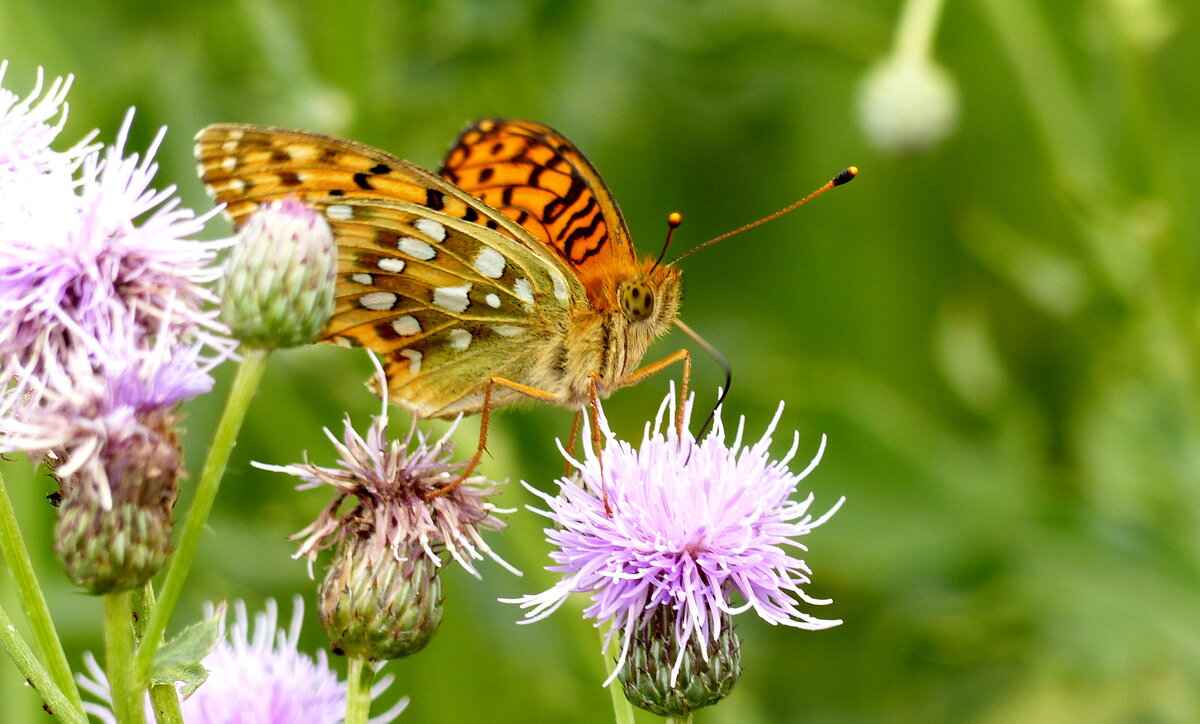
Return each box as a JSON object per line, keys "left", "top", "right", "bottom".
{"left": 255, "top": 394, "right": 516, "bottom": 660}
{"left": 219, "top": 197, "right": 337, "bottom": 349}
{"left": 508, "top": 391, "right": 842, "bottom": 715}
{"left": 0, "top": 103, "right": 232, "bottom": 414}
{"left": 0, "top": 62, "right": 95, "bottom": 179}
{"left": 77, "top": 597, "right": 409, "bottom": 724}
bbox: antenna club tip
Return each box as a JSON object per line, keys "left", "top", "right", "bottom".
{"left": 833, "top": 167, "right": 858, "bottom": 186}
{"left": 668, "top": 211, "right": 683, "bottom": 227}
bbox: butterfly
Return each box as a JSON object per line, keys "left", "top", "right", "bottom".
{"left": 196, "top": 119, "right": 696, "bottom": 481}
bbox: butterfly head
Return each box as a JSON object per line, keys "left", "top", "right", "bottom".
{"left": 615, "top": 261, "right": 681, "bottom": 332}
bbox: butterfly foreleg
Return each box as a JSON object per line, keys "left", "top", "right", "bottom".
{"left": 618, "top": 349, "right": 692, "bottom": 437}
{"left": 425, "top": 376, "right": 563, "bottom": 500}
{"left": 563, "top": 410, "right": 583, "bottom": 477}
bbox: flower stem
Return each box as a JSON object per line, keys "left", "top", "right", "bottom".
{"left": 893, "top": 0, "right": 946, "bottom": 62}
{"left": 0, "top": 603, "right": 86, "bottom": 724}
{"left": 599, "top": 625, "right": 636, "bottom": 724}
{"left": 134, "top": 347, "right": 270, "bottom": 685}
{"left": 105, "top": 591, "right": 144, "bottom": 724}
{"left": 0, "top": 468, "right": 84, "bottom": 710}
{"left": 344, "top": 656, "right": 376, "bottom": 724}
{"left": 664, "top": 716, "right": 693, "bottom": 724}
{"left": 133, "top": 584, "right": 183, "bottom": 724}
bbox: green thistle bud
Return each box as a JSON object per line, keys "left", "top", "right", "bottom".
{"left": 319, "top": 537, "right": 444, "bottom": 660}
{"left": 53, "top": 410, "right": 182, "bottom": 594}
{"left": 220, "top": 198, "right": 336, "bottom": 349}
{"left": 619, "top": 607, "right": 742, "bottom": 717}
{"left": 856, "top": 55, "right": 960, "bottom": 156}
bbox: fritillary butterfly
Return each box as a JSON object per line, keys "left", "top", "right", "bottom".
{"left": 196, "top": 120, "right": 691, "bottom": 466}
{"left": 195, "top": 119, "right": 854, "bottom": 491}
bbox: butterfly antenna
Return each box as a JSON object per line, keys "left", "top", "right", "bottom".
{"left": 671, "top": 167, "right": 858, "bottom": 264}
{"left": 650, "top": 212, "right": 684, "bottom": 273}
{"left": 674, "top": 319, "right": 731, "bottom": 441}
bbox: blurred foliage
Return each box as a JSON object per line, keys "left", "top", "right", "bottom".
{"left": 2, "top": 0, "right": 1199, "bottom": 721}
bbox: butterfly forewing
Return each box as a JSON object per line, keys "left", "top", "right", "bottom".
{"left": 440, "top": 119, "right": 639, "bottom": 310}
{"left": 195, "top": 124, "right": 588, "bottom": 417}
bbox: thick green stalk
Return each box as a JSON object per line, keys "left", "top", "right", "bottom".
{"left": 134, "top": 348, "right": 270, "bottom": 684}
{"left": 344, "top": 656, "right": 375, "bottom": 724}
{"left": 132, "top": 584, "right": 183, "bottom": 724}
{"left": 0, "top": 603, "right": 86, "bottom": 724}
{"left": 893, "top": 0, "right": 946, "bottom": 61}
{"left": 104, "top": 591, "right": 143, "bottom": 724}
{"left": 0, "top": 469, "right": 83, "bottom": 710}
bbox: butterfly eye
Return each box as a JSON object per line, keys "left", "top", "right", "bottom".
{"left": 618, "top": 280, "right": 656, "bottom": 322}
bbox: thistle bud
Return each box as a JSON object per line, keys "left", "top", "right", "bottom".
{"left": 618, "top": 607, "right": 742, "bottom": 717}
{"left": 319, "top": 537, "right": 444, "bottom": 660}
{"left": 856, "top": 55, "right": 960, "bottom": 156}
{"left": 220, "top": 198, "right": 336, "bottom": 348}
{"left": 53, "top": 409, "right": 182, "bottom": 594}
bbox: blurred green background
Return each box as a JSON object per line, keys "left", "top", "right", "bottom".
{"left": 2, "top": 0, "right": 1199, "bottom": 721}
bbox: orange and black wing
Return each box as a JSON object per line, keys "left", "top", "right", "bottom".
{"left": 440, "top": 118, "right": 637, "bottom": 309}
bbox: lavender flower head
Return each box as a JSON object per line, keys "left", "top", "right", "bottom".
{"left": 0, "top": 62, "right": 95, "bottom": 178}
{"left": 77, "top": 597, "right": 408, "bottom": 724}
{"left": 0, "top": 87, "right": 232, "bottom": 414}
{"left": 509, "top": 389, "right": 843, "bottom": 687}
{"left": 255, "top": 371, "right": 516, "bottom": 659}
{"left": 257, "top": 402, "right": 516, "bottom": 579}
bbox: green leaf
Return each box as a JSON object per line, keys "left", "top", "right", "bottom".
{"left": 148, "top": 606, "right": 222, "bottom": 699}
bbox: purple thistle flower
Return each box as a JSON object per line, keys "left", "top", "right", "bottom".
{"left": 255, "top": 378, "right": 515, "bottom": 659}
{"left": 0, "top": 102, "right": 232, "bottom": 412}
{"left": 257, "top": 404, "right": 516, "bottom": 579}
{"left": 0, "top": 61, "right": 96, "bottom": 179}
{"left": 508, "top": 390, "right": 843, "bottom": 686}
{"left": 77, "top": 597, "right": 409, "bottom": 724}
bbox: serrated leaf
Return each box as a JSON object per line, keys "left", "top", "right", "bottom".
{"left": 149, "top": 605, "right": 223, "bottom": 698}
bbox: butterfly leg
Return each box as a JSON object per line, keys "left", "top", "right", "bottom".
{"left": 563, "top": 410, "right": 583, "bottom": 477}
{"left": 619, "top": 348, "right": 692, "bottom": 436}
{"left": 425, "top": 375, "right": 562, "bottom": 500}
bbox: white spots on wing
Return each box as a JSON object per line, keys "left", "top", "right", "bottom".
{"left": 398, "top": 237, "right": 436, "bottom": 260}
{"left": 221, "top": 140, "right": 238, "bottom": 153}
{"left": 285, "top": 144, "right": 318, "bottom": 161}
{"left": 514, "top": 278, "right": 534, "bottom": 304}
{"left": 221, "top": 156, "right": 237, "bottom": 172}
{"left": 550, "top": 268, "right": 569, "bottom": 302}
{"left": 228, "top": 129, "right": 244, "bottom": 141}
{"left": 194, "top": 161, "right": 208, "bottom": 179}
{"left": 414, "top": 218, "right": 447, "bottom": 242}
{"left": 473, "top": 248, "right": 506, "bottom": 279}
{"left": 359, "top": 292, "right": 397, "bottom": 311}
{"left": 400, "top": 349, "right": 423, "bottom": 374}
{"left": 449, "top": 329, "right": 472, "bottom": 350}
{"left": 392, "top": 315, "right": 421, "bottom": 337}
{"left": 492, "top": 325, "right": 523, "bottom": 337}
{"left": 351, "top": 273, "right": 373, "bottom": 286}
{"left": 485, "top": 293, "right": 501, "bottom": 308}
{"left": 326, "top": 204, "right": 354, "bottom": 221}
{"left": 377, "top": 258, "right": 406, "bottom": 274}
{"left": 227, "top": 178, "right": 245, "bottom": 194}
{"left": 433, "top": 283, "right": 472, "bottom": 313}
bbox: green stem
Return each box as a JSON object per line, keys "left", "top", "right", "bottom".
{"left": 104, "top": 591, "right": 143, "bottom": 724}
{"left": 134, "top": 348, "right": 270, "bottom": 685}
{"left": 600, "top": 625, "right": 636, "bottom": 724}
{"left": 893, "top": 0, "right": 946, "bottom": 61}
{"left": 0, "top": 603, "right": 86, "bottom": 724}
{"left": 344, "top": 656, "right": 375, "bottom": 724}
{"left": 664, "top": 716, "right": 693, "bottom": 724}
{"left": 0, "top": 468, "right": 83, "bottom": 710}
{"left": 132, "top": 584, "right": 183, "bottom": 724}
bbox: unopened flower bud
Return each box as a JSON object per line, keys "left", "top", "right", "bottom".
{"left": 619, "top": 607, "right": 742, "bottom": 717}
{"left": 857, "top": 55, "right": 960, "bottom": 156}
{"left": 220, "top": 198, "right": 336, "bottom": 348}
{"left": 319, "top": 538, "right": 443, "bottom": 660}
